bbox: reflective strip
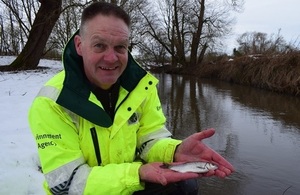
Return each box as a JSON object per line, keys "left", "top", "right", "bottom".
{"left": 138, "top": 126, "right": 172, "bottom": 160}
{"left": 38, "top": 86, "right": 89, "bottom": 193}
{"left": 50, "top": 166, "right": 78, "bottom": 194}
{"left": 36, "top": 85, "right": 79, "bottom": 129}
{"left": 45, "top": 157, "right": 91, "bottom": 195}
{"left": 36, "top": 85, "right": 60, "bottom": 101}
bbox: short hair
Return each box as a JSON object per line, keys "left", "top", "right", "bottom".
{"left": 80, "top": 2, "right": 131, "bottom": 34}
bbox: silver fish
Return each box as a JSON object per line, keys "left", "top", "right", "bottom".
{"left": 161, "top": 162, "right": 218, "bottom": 173}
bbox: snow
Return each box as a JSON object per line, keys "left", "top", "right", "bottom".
{"left": 0, "top": 56, "right": 63, "bottom": 195}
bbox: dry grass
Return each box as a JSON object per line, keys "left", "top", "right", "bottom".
{"left": 197, "top": 52, "right": 300, "bottom": 96}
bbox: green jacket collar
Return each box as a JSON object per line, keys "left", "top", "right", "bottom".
{"left": 56, "top": 30, "right": 146, "bottom": 127}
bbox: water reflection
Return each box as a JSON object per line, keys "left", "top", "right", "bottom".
{"left": 155, "top": 73, "right": 300, "bottom": 195}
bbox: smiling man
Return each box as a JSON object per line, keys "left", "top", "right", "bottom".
{"left": 75, "top": 12, "right": 130, "bottom": 90}
{"left": 28, "top": 2, "right": 234, "bottom": 195}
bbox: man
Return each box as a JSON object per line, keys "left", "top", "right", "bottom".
{"left": 28, "top": 2, "right": 234, "bottom": 195}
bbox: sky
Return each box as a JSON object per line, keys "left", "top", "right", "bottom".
{"left": 226, "top": 0, "right": 300, "bottom": 53}
{"left": 0, "top": 56, "right": 62, "bottom": 195}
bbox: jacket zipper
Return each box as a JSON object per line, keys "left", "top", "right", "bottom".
{"left": 108, "top": 92, "right": 113, "bottom": 118}
{"left": 90, "top": 127, "right": 101, "bottom": 166}
{"left": 109, "top": 92, "right": 112, "bottom": 109}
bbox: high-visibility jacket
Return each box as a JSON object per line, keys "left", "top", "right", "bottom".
{"left": 28, "top": 32, "right": 181, "bottom": 195}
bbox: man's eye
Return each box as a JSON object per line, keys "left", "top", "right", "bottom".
{"left": 93, "top": 43, "right": 106, "bottom": 52}
{"left": 115, "top": 45, "right": 127, "bottom": 54}
{"left": 95, "top": 44, "right": 105, "bottom": 49}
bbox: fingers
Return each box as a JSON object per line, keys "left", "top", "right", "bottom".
{"left": 140, "top": 162, "right": 201, "bottom": 185}
{"left": 158, "top": 175, "right": 168, "bottom": 186}
{"left": 207, "top": 162, "right": 234, "bottom": 178}
{"left": 202, "top": 169, "right": 215, "bottom": 177}
{"left": 191, "top": 128, "right": 215, "bottom": 141}
{"left": 215, "top": 168, "right": 233, "bottom": 178}
{"left": 217, "top": 164, "right": 234, "bottom": 176}
{"left": 201, "top": 167, "right": 233, "bottom": 178}
{"left": 211, "top": 152, "right": 235, "bottom": 172}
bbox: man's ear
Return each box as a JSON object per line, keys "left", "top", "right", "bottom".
{"left": 74, "top": 35, "right": 82, "bottom": 56}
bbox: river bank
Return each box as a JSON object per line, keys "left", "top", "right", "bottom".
{"left": 154, "top": 52, "right": 300, "bottom": 96}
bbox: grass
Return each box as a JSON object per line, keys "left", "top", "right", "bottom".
{"left": 193, "top": 51, "right": 300, "bottom": 96}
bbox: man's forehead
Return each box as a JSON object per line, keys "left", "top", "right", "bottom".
{"left": 98, "top": 28, "right": 129, "bottom": 37}
{"left": 90, "top": 33, "right": 129, "bottom": 44}
{"left": 84, "top": 17, "right": 129, "bottom": 38}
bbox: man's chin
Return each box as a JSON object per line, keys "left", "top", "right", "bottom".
{"left": 97, "top": 79, "right": 118, "bottom": 89}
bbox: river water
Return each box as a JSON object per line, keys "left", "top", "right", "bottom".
{"left": 154, "top": 73, "right": 300, "bottom": 195}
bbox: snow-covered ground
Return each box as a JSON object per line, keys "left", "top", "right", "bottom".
{"left": 0, "top": 56, "right": 63, "bottom": 195}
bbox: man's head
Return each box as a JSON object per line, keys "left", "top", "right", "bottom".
{"left": 74, "top": 2, "right": 131, "bottom": 90}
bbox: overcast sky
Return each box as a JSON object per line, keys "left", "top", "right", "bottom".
{"left": 226, "top": 0, "right": 300, "bottom": 53}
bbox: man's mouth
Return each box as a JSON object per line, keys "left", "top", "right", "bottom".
{"left": 99, "top": 66, "right": 118, "bottom": 70}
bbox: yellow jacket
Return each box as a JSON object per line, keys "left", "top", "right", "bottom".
{"left": 28, "top": 32, "right": 181, "bottom": 195}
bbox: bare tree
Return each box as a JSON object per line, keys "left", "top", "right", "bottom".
{"left": 0, "top": 0, "right": 62, "bottom": 70}
{"left": 0, "top": 0, "right": 40, "bottom": 54}
{"left": 236, "top": 30, "right": 289, "bottom": 55}
{"left": 0, "top": 15, "right": 8, "bottom": 55}
{"left": 0, "top": 0, "right": 244, "bottom": 70}
{"left": 46, "top": 0, "right": 89, "bottom": 56}
{"left": 0, "top": 0, "right": 37, "bottom": 35}
{"left": 137, "top": 0, "right": 243, "bottom": 68}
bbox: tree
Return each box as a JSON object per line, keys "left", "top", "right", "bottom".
{"left": 137, "top": 0, "right": 244, "bottom": 68}
{"left": 0, "top": 0, "right": 245, "bottom": 70}
{"left": 0, "top": 0, "right": 62, "bottom": 71}
{"left": 47, "top": 0, "right": 88, "bottom": 56}
{"left": 236, "top": 30, "right": 289, "bottom": 55}
{"left": 0, "top": 0, "right": 39, "bottom": 55}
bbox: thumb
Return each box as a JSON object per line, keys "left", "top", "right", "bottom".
{"left": 192, "top": 128, "right": 215, "bottom": 141}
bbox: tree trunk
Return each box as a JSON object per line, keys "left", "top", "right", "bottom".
{"left": 190, "top": 0, "right": 205, "bottom": 67}
{"left": 197, "top": 42, "right": 208, "bottom": 66}
{"left": 4, "top": 0, "right": 62, "bottom": 71}
{"left": 173, "top": 0, "right": 186, "bottom": 67}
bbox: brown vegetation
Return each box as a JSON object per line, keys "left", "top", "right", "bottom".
{"left": 163, "top": 52, "right": 300, "bottom": 96}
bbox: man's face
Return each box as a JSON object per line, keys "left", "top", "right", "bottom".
{"left": 75, "top": 15, "right": 130, "bottom": 89}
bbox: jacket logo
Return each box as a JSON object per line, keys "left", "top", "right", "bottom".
{"left": 128, "top": 112, "right": 138, "bottom": 125}
{"left": 35, "top": 133, "right": 61, "bottom": 149}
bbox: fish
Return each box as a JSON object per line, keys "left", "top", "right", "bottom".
{"left": 161, "top": 162, "right": 218, "bottom": 173}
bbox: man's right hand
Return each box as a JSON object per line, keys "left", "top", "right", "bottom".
{"left": 139, "top": 162, "right": 199, "bottom": 186}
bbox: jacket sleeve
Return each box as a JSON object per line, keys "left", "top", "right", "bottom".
{"left": 29, "top": 92, "right": 144, "bottom": 195}
{"left": 136, "top": 86, "right": 182, "bottom": 163}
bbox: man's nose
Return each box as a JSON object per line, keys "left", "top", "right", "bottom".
{"left": 103, "top": 48, "right": 118, "bottom": 63}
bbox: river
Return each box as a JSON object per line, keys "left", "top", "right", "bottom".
{"left": 154, "top": 73, "right": 300, "bottom": 195}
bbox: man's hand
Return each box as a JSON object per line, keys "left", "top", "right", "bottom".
{"left": 174, "top": 128, "right": 234, "bottom": 178}
{"left": 139, "top": 162, "right": 199, "bottom": 185}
